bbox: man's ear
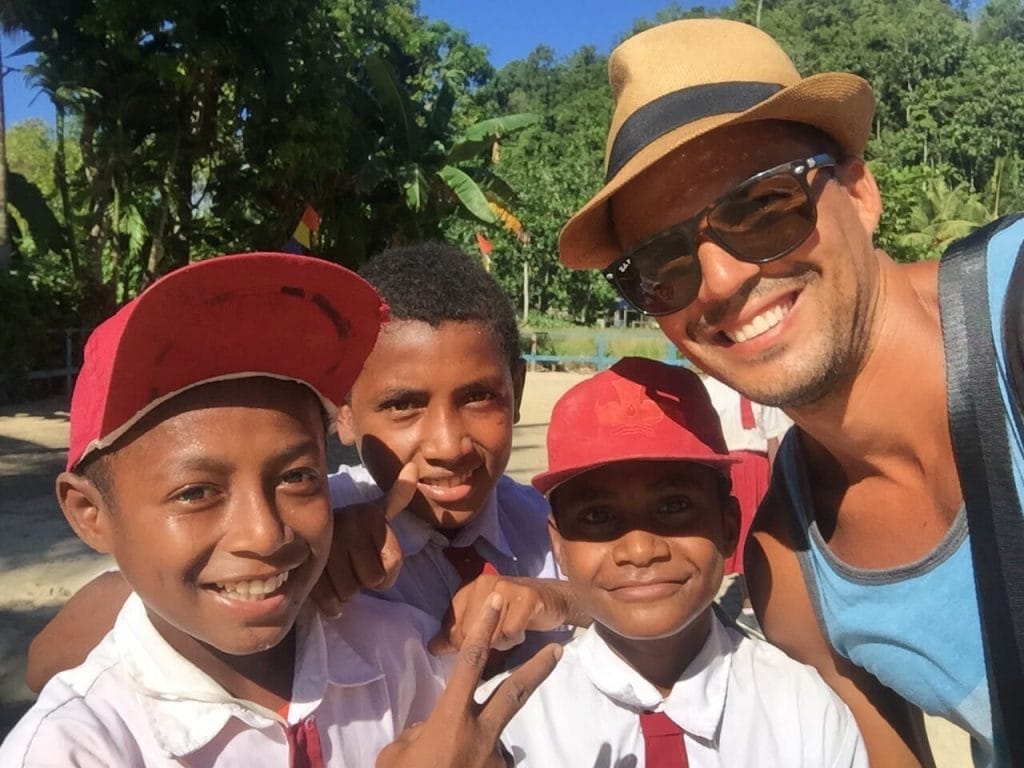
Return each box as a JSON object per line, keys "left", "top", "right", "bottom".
{"left": 721, "top": 495, "right": 742, "bottom": 559}
{"left": 511, "top": 358, "right": 527, "bottom": 424}
{"left": 834, "top": 157, "right": 882, "bottom": 241}
{"left": 336, "top": 402, "right": 357, "bottom": 447}
{"left": 56, "top": 472, "right": 116, "bottom": 555}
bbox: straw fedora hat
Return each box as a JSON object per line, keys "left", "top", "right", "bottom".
{"left": 558, "top": 18, "right": 875, "bottom": 270}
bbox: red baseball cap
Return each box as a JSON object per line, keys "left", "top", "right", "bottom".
{"left": 532, "top": 357, "right": 736, "bottom": 495}
{"left": 67, "top": 252, "right": 387, "bottom": 470}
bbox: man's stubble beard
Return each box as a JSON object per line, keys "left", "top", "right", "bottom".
{"left": 686, "top": 269, "right": 871, "bottom": 410}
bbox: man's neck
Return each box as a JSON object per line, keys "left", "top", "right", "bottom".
{"left": 788, "top": 257, "right": 949, "bottom": 478}
{"left": 596, "top": 609, "right": 713, "bottom": 697}
{"left": 785, "top": 256, "right": 963, "bottom": 562}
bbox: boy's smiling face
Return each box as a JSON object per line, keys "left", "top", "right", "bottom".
{"left": 338, "top": 319, "right": 524, "bottom": 530}
{"left": 549, "top": 459, "right": 739, "bottom": 642}
{"left": 59, "top": 378, "right": 332, "bottom": 661}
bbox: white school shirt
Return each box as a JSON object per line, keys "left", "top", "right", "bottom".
{"left": 702, "top": 375, "right": 793, "bottom": 452}
{"left": 478, "top": 612, "right": 868, "bottom": 768}
{"left": 329, "top": 465, "right": 572, "bottom": 665}
{"left": 0, "top": 591, "right": 448, "bottom": 767}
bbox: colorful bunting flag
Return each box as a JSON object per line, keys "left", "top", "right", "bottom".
{"left": 284, "top": 206, "right": 320, "bottom": 254}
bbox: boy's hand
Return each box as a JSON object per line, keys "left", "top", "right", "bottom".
{"left": 376, "top": 593, "right": 561, "bottom": 768}
{"left": 311, "top": 463, "right": 418, "bottom": 616}
{"left": 428, "top": 576, "right": 579, "bottom": 655}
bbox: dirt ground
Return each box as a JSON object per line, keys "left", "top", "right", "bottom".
{"left": 0, "top": 371, "right": 970, "bottom": 764}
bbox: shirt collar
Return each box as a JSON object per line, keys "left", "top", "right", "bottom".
{"left": 577, "top": 611, "right": 734, "bottom": 743}
{"left": 114, "top": 593, "right": 383, "bottom": 758}
{"left": 390, "top": 485, "right": 515, "bottom": 559}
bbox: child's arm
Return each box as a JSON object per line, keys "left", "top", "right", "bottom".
{"left": 26, "top": 570, "right": 131, "bottom": 691}
{"left": 429, "top": 574, "right": 589, "bottom": 655}
{"left": 377, "top": 593, "right": 561, "bottom": 768}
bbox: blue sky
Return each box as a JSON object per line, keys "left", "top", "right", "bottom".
{"left": 1, "top": 1, "right": 727, "bottom": 128}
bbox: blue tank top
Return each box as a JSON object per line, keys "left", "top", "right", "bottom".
{"left": 780, "top": 217, "right": 1024, "bottom": 768}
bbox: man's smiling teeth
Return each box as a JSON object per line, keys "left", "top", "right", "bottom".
{"left": 215, "top": 571, "right": 289, "bottom": 601}
{"left": 420, "top": 472, "right": 471, "bottom": 488}
{"left": 728, "top": 302, "right": 791, "bottom": 343}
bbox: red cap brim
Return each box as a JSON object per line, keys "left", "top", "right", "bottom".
{"left": 68, "top": 253, "right": 385, "bottom": 469}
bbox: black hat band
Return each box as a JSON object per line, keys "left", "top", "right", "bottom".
{"left": 606, "top": 81, "right": 783, "bottom": 182}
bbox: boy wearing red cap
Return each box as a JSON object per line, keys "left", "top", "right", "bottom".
{"left": 480, "top": 357, "right": 867, "bottom": 767}
{"left": 0, "top": 254, "right": 453, "bottom": 766}
{"left": 25, "top": 242, "right": 573, "bottom": 689}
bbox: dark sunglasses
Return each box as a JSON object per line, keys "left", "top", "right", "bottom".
{"left": 604, "top": 153, "right": 836, "bottom": 316}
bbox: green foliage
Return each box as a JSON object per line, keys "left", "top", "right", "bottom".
{"left": 7, "top": 171, "right": 66, "bottom": 256}
{"left": 1, "top": 0, "right": 512, "bottom": 322}
{"left": 443, "top": 45, "right": 616, "bottom": 323}
{"left": 897, "top": 175, "right": 993, "bottom": 260}
{"left": 0, "top": 270, "right": 75, "bottom": 402}
{"left": 6, "top": 0, "right": 1024, "bottom": 339}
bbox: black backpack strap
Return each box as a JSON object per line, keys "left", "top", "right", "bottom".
{"left": 939, "top": 214, "right": 1024, "bottom": 762}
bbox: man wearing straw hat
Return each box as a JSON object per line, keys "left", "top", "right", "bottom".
{"left": 558, "top": 17, "right": 1020, "bottom": 768}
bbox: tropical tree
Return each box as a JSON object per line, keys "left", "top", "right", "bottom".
{"left": 897, "top": 176, "right": 993, "bottom": 259}
{"left": 1, "top": 0, "right": 513, "bottom": 318}
{"left": 351, "top": 52, "right": 537, "bottom": 248}
{"left": 447, "top": 45, "right": 617, "bottom": 323}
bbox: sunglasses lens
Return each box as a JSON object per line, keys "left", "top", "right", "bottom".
{"left": 613, "top": 228, "right": 701, "bottom": 315}
{"left": 709, "top": 173, "right": 816, "bottom": 262}
{"left": 608, "top": 158, "right": 828, "bottom": 316}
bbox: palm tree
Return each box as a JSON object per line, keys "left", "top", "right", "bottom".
{"left": 358, "top": 53, "right": 537, "bottom": 243}
{"left": 898, "top": 177, "right": 994, "bottom": 260}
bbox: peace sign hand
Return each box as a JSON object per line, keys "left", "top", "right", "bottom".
{"left": 377, "top": 593, "right": 562, "bottom": 768}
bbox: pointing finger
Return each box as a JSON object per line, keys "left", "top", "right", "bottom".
{"left": 432, "top": 593, "right": 505, "bottom": 720}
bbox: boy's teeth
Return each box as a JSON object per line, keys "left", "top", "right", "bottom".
{"left": 422, "top": 472, "right": 470, "bottom": 488}
{"left": 728, "top": 302, "right": 791, "bottom": 343}
{"left": 215, "top": 571, "right": 289, "bottom": 601}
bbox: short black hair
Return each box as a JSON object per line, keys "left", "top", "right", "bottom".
{"left": 76, "top": 452, "right": 115, "bottom": 507}
{"left": 360, "top": 242, "right": 522, "bottom": 372}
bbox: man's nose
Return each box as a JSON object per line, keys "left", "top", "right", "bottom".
{"left": 694, "top": 239, "right": 761, "bottom": 307}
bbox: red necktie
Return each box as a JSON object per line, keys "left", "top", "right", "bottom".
{"left": 639, "top": 711, "right": 689, "bottom": 768}
{"left": 739, "top": 395, "right": 756, "bottom": 430}
{"left": 442, "top": 544, "right": 507, "bottom": 673}
{"left": 285, "top": 717, "right": 324, "bottom": 768}
{"left": 443, "top": 544, "right": 498, "bottom": 583}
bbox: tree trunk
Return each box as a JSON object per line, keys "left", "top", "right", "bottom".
{"left": 0, "top": 43, "right": 13, "bottom": 273}
{"left": 53, "top": 104, "right": 80, "bottom": 274}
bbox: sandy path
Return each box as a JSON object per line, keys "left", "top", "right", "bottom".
{"left": 0, "top": 374, "right": 970, "bottom": 764}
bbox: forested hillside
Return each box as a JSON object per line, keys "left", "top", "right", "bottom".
{"left": 3, "top": 0, "right": 1023, "bottom": 392}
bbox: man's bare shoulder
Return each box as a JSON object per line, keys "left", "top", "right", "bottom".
{"left": 744, "top": 479, "right": 824, "bottom": 659}
{"left": 750, "top": 480, "right": 799, "bottom": 549}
